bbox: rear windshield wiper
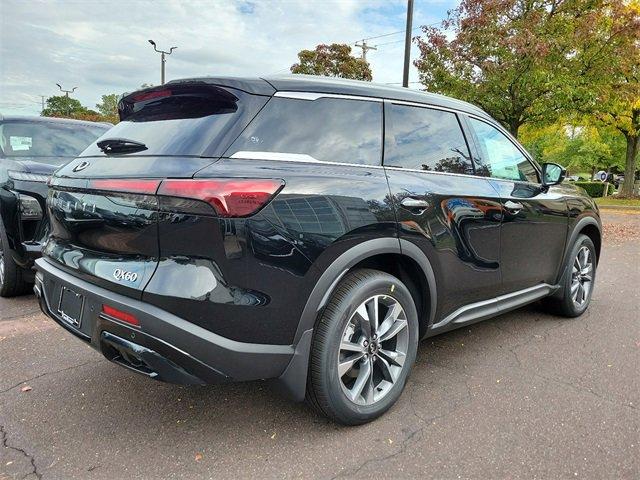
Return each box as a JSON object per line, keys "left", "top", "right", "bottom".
{"left": 97, "top": 138, "right": 148, "bottom": 155}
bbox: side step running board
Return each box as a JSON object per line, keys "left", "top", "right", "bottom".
{"left": 427, "top": 283, "right": 558, "bottom": 336}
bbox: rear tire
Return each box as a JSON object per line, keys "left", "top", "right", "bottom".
{"left": 0, "top": 219, "right": 30, "bottom": 297}
{"left": 542, "top": 234, "right": 596, "bottom": 317}
{"left": 306, "top": 268, "right": 419, "bottom": 425}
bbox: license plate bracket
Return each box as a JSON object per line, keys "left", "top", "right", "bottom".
{"left": 58, "top": 286, "right": 84, "bottom": 328}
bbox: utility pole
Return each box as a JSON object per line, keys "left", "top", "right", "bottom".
{"left": 355, "top": 40, "right": 377, "bottom": 62}
{"left": 148, "top": 39, "right": 177, "bottom": 85}
{"left": 40, "top": 95, "right": 45, "bottom": 113}
{"left": 402, "top": 0, "right": 414, "bottom": 88}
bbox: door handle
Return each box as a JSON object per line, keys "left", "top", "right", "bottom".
{"left": 400, "top": 197, "right": 430, "bottom": 209}
{"left": 504, "top": 200, "right": 524, "bottom": 213}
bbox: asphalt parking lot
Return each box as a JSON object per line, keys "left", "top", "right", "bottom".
{"left": 1, "top": 211, "right": 638, "bottom": 480}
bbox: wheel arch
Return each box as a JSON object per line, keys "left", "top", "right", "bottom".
{"left": 579, "top": 222, "right": 601, "bottom": 263}
{"left": 568, "top": 215, "right": 602, "bottom": 263}
{"left": 555, "top": 215, "right": 602, "bottom": 287}
{"left": 276, "top": 237, "right": 437, "bottom": 401}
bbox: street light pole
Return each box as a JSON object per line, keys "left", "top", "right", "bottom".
{"left": 402, "top": 0, "right": 414, "bottom": 88}
{"left": 55, "top": 84, "right": 78, "bottom": 115}
{"left": 148, "top": 40, "right": 177, "bottom": 85}
{"left": 56, "top": 83, "right": 77, "bottom": 97}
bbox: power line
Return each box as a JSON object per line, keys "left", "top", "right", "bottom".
{"left": 351, "top": 20, "right": 441, "bottom": 45}
{"left": 359, "top": 26, "right": 419, "bottom": 42}
{"left": 375, "top": 39, "right": 405, "bottom": 47}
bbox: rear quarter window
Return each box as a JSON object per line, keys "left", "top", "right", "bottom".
{"left": 227, "top": 96, "right": 383, "bottom": 166}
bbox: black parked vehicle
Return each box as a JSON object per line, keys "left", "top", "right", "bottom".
{"left": 0, "top": 116, "right": 110, "bottom": 296}
{"left": 34, "top": 77, "right": 601, "bottom": 425}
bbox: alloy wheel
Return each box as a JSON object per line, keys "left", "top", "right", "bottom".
{"left": 571, "top": 245, "right": 593, "bottom": 307}
{"left": 338, "top": 294, "right": 409, "bottom": 405}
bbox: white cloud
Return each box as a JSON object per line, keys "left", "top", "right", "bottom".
{"left": 0, "top": 0, "right": 454, "bottom": 116}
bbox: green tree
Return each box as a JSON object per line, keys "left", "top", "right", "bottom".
{"left": 414, "top": 0, "right": 634, "bottom": 139}
{"left": 520, "top": 123, "right": 620, "bottom": 178}
{"left": 291, "top": 43, "right": 372, "bottom": 81}
{"left": 41, "top": 95, "right": 87, "bottom": 117}
{"left": 572, "top": 0, "right": 640, "bottom": 196}
{"left": 96, "top": 94, "right": 120, "bottom": 124}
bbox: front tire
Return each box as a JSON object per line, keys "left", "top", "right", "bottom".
{"left": 306, "top": 269, "right": 419, "bottom": 425}
{"left": 543, "top": 234, "right": 597, "bottom": 317}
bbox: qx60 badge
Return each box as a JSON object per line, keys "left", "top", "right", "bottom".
{"left": 113, "top": 268, "right": 138, "bottom": 283}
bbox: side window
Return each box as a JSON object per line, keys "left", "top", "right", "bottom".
{"left": 469, "top": 118, "right": 538, "bottom": 183}
{"left": 384, "top": 104, "right": 474, "bottom": 175}
{"left": 227, "top": 97, "right": 382, "bottom": 165}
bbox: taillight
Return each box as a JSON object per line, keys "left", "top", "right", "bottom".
{"left": 157, "top": 179, "right": 284, "bottom": 217}
{"left": 102, "top": 304, "right": 140, "bottom": 327}
{"left": 88, "top": 179, "right": 161, "bottom": 195}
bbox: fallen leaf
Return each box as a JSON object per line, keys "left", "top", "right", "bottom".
{"left": 20, "top": 386, "right": 32, "bottom": 392}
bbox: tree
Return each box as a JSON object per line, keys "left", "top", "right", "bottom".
{"left": 520, "top": 123, "right": 621, "bottom": 177}
{"left": 414, "top": 0, "right": 629, "bottom": 139}
{"left": 96, "top": 94, "right": 120, "bottom": 124}
{"left": 291, "top": 43, "right": 372, "bottom": 81}
{"left": 41, "top": 95, "right": 87, "bottom": 117}
{"left": 572, "top": 0, "right": 640, "bottom": 196}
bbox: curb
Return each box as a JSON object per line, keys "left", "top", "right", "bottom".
{"left": 597, "top": 205, "right": 640, "bottom": 211}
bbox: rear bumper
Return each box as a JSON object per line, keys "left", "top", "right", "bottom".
{"left": 34, "top": 258, "right": 295, "bottom": 385}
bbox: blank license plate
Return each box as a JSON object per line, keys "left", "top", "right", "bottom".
{"left": 58, "top": 287, "right": 84, "bottom": 327}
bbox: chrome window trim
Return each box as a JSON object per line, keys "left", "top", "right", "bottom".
{"left": 383, "top": 165, "right": 482, "bottom": 180}
{"left": 229, "top": 151, "right": 386, "bottom": 170}
{"left": 230, "top": 151, "right": 321, "bottom": 162}
{"left": 273, "top": 91, "right": 383, "bottom": 102}
{"left": 228, "top": 152, "right": 484, "bottom": 179}
{"left": 386, "top": 99, "right": 486, "bottom": 118}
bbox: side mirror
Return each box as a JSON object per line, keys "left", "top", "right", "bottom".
{"left": 542, "top": 162, "right": 566, "bottom": 187}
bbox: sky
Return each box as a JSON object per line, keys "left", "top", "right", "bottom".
{"left": 0, "top": 0, "right": 456, "bottom": 116}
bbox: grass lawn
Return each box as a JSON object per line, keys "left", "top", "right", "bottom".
{"left": 595, "top": 196, "right": 640, "bottom": 207}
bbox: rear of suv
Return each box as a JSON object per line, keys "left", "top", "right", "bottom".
{"left": 35, "top": 76, "right": 601, "bottom": 425}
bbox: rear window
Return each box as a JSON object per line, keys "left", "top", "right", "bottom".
{"left": 0, "top": 121, "right": 108, "bottom": 161}
{"left": 227, "top": 97, "right": 382, "bottom": 166}
{"left": 81, "top": 85, "right": 265, "bottom": 157}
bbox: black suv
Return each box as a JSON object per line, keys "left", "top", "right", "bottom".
{"left": 35, "top": 76, "right": 601, "bottom": 425}
{"left": 0, "top": 116, "right": 109, "bottom": 296}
